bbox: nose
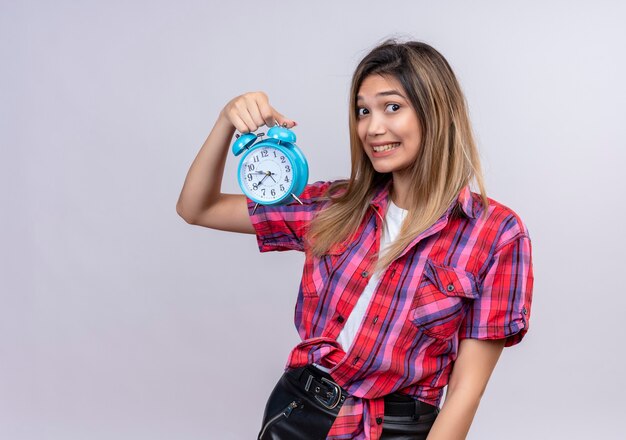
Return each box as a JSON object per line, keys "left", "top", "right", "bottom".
{"left": 366, "top": 112, "right": 386, "bottom": 137}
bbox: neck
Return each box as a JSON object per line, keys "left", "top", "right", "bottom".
{"left": 390, "top": 172, "right": 411, "bottom": 210}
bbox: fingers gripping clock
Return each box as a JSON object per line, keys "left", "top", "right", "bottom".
{"left": 231, "top": 123, "right": 309, "bottom": 214}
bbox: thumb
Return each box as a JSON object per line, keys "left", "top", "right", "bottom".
{"left": 272, "top": 110, "right": 297, "bottom": 129}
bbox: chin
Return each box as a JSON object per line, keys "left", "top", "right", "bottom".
{"left": 369, "top": 159, "right": 402, "bottom": 174}
{"left": 372, "top": 165, "right": 395, "bottom": 174}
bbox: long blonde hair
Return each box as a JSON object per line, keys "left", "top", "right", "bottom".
{"left": 307, "top": 39, "right": 489, "bottom": 274}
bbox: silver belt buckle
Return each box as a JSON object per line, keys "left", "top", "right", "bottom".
{"left": 314, "top": 377, "right": 342, "bottom": 410}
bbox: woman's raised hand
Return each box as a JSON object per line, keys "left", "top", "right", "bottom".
{"left": 219, "top": 91, "right": 297, "bottom": 134}
{"left": 177, "top": 91, "right": 297, "bottom": 232}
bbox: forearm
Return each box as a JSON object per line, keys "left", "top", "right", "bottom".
{"left": 425, "top": 388, "right": 481, "bottom": 440}
{"left": 176, "top": 113, "right": 235, "bottom": 222}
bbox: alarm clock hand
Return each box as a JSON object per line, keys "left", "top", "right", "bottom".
{"left": 257, "top": 170, "right": 276, "bottom": 186}
{"left": 253, "top": 170, "right": 268, "bottom": 185}
{"left": 257, "top": 172, "right": 270, "bottom": 186}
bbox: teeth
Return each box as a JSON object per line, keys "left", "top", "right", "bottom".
{"left": 372, "top": 143, "right": 400, "bottom": 152}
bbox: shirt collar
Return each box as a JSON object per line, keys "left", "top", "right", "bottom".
{"left": 457, "top": 185, "right": 481, "bottom": 219}
{"left": 369, "top": 180, "right": 480, "bottom": 220}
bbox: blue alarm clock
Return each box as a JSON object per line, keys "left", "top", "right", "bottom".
{"left": 231, "top": 124, "right": 309, "bottom": 212}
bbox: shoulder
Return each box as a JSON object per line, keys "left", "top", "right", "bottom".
{"left": 478, "top": 193, "right": 531, "bottom": 250}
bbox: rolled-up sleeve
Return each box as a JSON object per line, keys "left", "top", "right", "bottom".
{"left": 247, "top": 180, "right": 333, "bottom": 253}
{"left": 458, "top": 231, "right": 534, "bottom": 347}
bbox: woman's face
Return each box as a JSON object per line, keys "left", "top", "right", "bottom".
{"left": 356, "top": 74, "right": 422, "bottom": 176}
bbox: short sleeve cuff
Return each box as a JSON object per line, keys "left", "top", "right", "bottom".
{"left": 246, "top": 196, "right": 304, "bottom": 252}
{"left": 459, "top": 308, "right": 530, "bottom": 347}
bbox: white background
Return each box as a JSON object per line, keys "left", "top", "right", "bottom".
{"left": 2, "top": 0, "right": 625, "bottom": 438}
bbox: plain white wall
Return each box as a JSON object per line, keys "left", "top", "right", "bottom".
{"left": 2, "top": 0, "right": 625, "bottom": 438}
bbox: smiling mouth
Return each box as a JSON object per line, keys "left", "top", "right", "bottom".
{"left": 372, "top": 142, "right": 400, "bottom": 152}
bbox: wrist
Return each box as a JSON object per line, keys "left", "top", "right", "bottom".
{"left": 216, "top": 110, "right": 235, "bottom": 131}
{"left": 214, "top": 113, "right": 238, "bottom": 141}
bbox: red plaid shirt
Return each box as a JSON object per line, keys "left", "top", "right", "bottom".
{"left": 247, "top": 179, "right": 534, "bottom": 440}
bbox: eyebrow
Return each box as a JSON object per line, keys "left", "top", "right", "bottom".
{"left": 356, "top": 90, "right": 406, "bottom": 101}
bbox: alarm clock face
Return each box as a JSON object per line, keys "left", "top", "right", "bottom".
{"left": 239, "top": 144, "right": 296, "bottom": 203}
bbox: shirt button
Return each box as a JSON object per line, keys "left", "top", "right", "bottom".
{"left": 337, "top": 315, "right": 345, "bottom": 323}
{"left": 522, "top": 307, "right": 528, "bottom": 315}
{"left": 352, "top": 356, "right": 360, "bottom": 365}
{"left": 447, "top": 284, "right": 455, "bottom": 292}
{"left": 373, "top": 316, "right": 379, "bottom": 324}
{"left": 376, "top": 417, "right": 383, "bottom": 425}
{"left": 361, "top": 271, "right": 369, "bottom": 278}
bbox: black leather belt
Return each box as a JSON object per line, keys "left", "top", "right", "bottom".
{"left": 290, "top": 365, "right": 439, "bottom": 417}
{"left": 384, "top": 393, "right": 440, "bottom": 418}
{"left": 293, "top": 365, "right": 347, "bottom": 410}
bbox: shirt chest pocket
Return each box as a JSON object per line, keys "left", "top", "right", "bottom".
{"left": 410, "top": 259, "right": 480, "bottom": 340}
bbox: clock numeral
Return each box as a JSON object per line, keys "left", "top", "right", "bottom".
{"left": 247, "top": 164, "right": 255, "bottom": 171}
{"left": 284, "top": 176, "right": 290, "bottom": 183}
{"left": 271, "top": 189, "right": 276, "bottom": 197}
{"left": 253, "top": 155, "right": 260, "bottom": 163}
{"left": 247, "top": 173, "right": 253, "bottom": 181}
{"left": 261, "top": 150, "right": 269, "bottom": 158}
{"left": 285, "top": 165, "right": 291, "bottom": 172}
{"left": 261, "top": 189, "right": 266, "bottom": 196}
{"left": 253, "top": 183, "right": 258, "bottom": 190}
{"left": 273, "top": 151, "right": 277, "bottom": 157}
{"left": 280, "top": 184, "right": 285, "bottom": 191}
{"left": 280, "top": 156, "right": 286, "bottom": 163}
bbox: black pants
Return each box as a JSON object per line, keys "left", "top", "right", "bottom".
{"left": 258, "top": 365, "right": 438, "bottom": 439}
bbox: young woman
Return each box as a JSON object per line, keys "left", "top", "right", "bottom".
{"left": 176, "top": 40, "right": 534, "bottom": 440}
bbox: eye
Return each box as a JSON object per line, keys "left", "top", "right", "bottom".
{"left": 356, "top": 107, "right": 369, "bottom": 117}
{"left": 386, "top": 103, "right": 401, "bottom": 112}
